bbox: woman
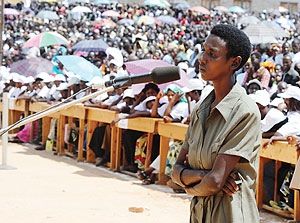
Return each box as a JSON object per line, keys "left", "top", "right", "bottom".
{"left": 171, "top": 24, "right": 261, "bottom": 222}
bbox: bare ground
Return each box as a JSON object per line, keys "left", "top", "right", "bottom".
{"left": 0, "top": 141, "right": 289, "bottom": 223}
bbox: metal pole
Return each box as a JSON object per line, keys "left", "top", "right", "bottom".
{"left": 0, "top": 86, "right": 115, "bottom": 135}
{"left": 2, "top": 92, "right": 8, "bottom": 165}
{"left": 0, "top": 0, "right": 4, "bottom": 66}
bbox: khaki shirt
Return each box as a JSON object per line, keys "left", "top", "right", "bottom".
{"left": 183, "top": 83, "right": 261, "bottom": 223}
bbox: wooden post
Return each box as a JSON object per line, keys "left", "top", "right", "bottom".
{"left": 42, "top": 117, "right": 51, "bottom": 144}
{"left": 110, "top": 126, "right": 117, "bottom": 170}
{"left": 76, "top": 118, "right": 85, "bottom": 162}
{"left": 156, "top": 136, "right": 170, "bottom": 185}
{"left": 86, "top": 120, "right": 98, "bottom": 163}
{"left": 114, "top": 127, "right": 122, "bottom": 171}
{"left": 58, "top": 116, "right": 66, "bottom": 155}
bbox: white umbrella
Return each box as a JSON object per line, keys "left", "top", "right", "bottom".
{"left": 71, "top": 6, "right": 92, "bottom": 13}
{"left": 238, "top": 16, "right": 260, "bottom": 25}
{"left": 242, "top": 22, "right": 287, "bottom": 44}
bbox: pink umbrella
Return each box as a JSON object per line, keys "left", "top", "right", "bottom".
{"left": 189, "top": 6, "right": 210, "bottom": 14}
{"left": 4, "top": 8, "right": 20, "bottom": 15}
{"left": 125, "top": 59, "right": 190, "bottom": 93}
{"left": 102, "top": 10, "right": 120, "bottom": 17}
{"left": 93, "top": 19, "right": 116, "bottom": 28}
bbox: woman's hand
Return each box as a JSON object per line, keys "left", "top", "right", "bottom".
{"left": 171, "top": 92, "right": 183, "bottom": 103}
{"left": 222, "top": 172, "right": 240, "bottom": 196}
{"left": 111, "top": 117, "right": 121, "bottom": 126}
{"left": 287, "top": 135, "right": 300, "bottom": 146}
{"left": 157, "top": 91, "right": 165, "bottom": 99}
{"left": 262, "top": 138, "right": 273, "bottom": 148}
{"left": 163, "top": 116, "right": 172, "bottom": 123}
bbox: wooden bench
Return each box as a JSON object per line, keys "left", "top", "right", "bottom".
{"left": 156, "top": 122, "right": 188, "bottom": 185}
{"left": 114, "top": 117, "right": 161, "bottom": 171}
{"left": 256, "top": 139, "right": 300, "bottom": 220}
{"left": 84, "top": 107, "right": 117, "bottom": 167}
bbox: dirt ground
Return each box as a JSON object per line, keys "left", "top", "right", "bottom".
{"left": 0, "top": 141, "right": 290, "bottom": 223}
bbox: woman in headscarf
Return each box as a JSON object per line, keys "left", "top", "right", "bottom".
{"left": 189, "top": 44, "right": 202, "bottom": 67}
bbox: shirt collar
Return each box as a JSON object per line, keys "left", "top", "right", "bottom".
{"left": 214, "top": 82, "right": 243, "bottom": 122}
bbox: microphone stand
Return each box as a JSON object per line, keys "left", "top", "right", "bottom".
{"left": 0, "top": 86, "right": 115, "bottom": 136}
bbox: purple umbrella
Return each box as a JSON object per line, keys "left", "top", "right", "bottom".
{"left": 125, "top": 59, "right": 190, "bottom": 93}
{"left": 10, "top": 57, "right": 54, "bottom": 77}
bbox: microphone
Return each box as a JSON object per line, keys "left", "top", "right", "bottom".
{"left": 92, "top": 66, "right": 180, "bottom": 89}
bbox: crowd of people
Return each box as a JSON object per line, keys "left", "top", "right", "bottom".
{"left": 1, "top": 0, "right": 300, "bottom": 218}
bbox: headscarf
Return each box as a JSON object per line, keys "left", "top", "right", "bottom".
{"left": 163, "top": 84, "right": 187, "bottom": 103}
{"left": 189, "top": 44, "right": 202, "bottom": 67}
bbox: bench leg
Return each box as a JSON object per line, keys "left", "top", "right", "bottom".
{"left": 156, "top": 136, "right": 170, "bottom": 185}
{"left": 86, "top": 120, "right": 98, "bottom": 163}
{"left": 77, "top": 119, "right": 85, "bottom": 162}
{"left": 294, "top": 189, "right": 300, "bottom": 221}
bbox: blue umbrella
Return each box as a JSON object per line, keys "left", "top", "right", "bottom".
{"left": 94, "top": 0, "right": 111, "bottom": 4}
{"left": 156, "top": 16, "right": 178, "bottom": 24}
{"left": 117, "top": 18, "right": 135, "bottom": 26}
{"left": 71, "top": 39, "right": 109, "bottom": 52}
{"left": 56, "top": 55, "right": 102, "bottom": 81}
{"left": 175, "top": 2, "right": 190, "bottom": 9}
{"left": 228, "top": 6, "right": 245, "bottom": 13}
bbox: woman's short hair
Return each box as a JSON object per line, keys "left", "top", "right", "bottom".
{"left": 211, "top": 24, "right": 252, "bottom": 71}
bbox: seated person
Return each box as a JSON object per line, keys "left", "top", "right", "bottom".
{"left": 263, "top": 86, "right": 300, "bottom": 212}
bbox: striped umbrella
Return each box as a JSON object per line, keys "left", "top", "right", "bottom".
{"left": 71, "top": 39, "right": 109, "bottom": 52}
{"left": 10, "top": 58, "right": 54, "bottom": 77}
{"left": 135, "top": 15, "right": 156, "bottom": 25}
{"left": 23, "top": 32, "right": 70, "bottom": 48}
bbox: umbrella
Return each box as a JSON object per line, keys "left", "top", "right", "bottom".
{"left": 275, "top": 17, "right": 296, "bottom": 30}
{"left": 243, "top": 22, "right": 287, "bottom": 44}
{"left": 56, "top": 55, "right": 102, "bottom": 81}
{"left": 36, "top": 11, "right": 59, "bottom": 20}
{"left": 213, "top": 6, "right": 229, "bottom": 12}
{"left": 135, "top": 15, "right": 156, "bottom": 25}
{"left": 156, "top": 16, "right": 178, "bottom": 24}
{"left": 94, "top": 0, "right": 111, "bottom": 4}
{"left": 117, "top": 18, "right": 134, "bottom": 26}
{"left": 3, "top": 8, "right": 20, "bottom": 15}
{"left": 189, "top": 6, "right": 210, "bottom": 15}
{"left": 144, "top": 0, "right": 170, "bottom": 8}
{"left": 93, "top": 19, "right": 116, "bottom": 28}
{"left": 71, "top": 6, "right": 92, "bottom": 13}
{"left": 275, "top": 6, "right": 289, "bottom": 13}
{"left": 238, "top": 16, "right": 260, "bottom": 25}
{"left": 102, "top": 10, "right": 120, "bottom": 17}
{"left": 125, "top": 59, "right": 190, "bottom": 93}
{"left": 71, "top": 39, "right": 109, "bottom": 52}
{"left": 10, "top": 58, "right": 54, "bottom": 77}
{"left": 24, "top": 32, "right": 70, "bottom": 48}
{"left": 69, "top": 0, "right": 89, "bottom": 4}
{"left": 262, "top": 21, "right": 289, "bottom": 38}
{"left": 175, "top": 2, "right": 190, "bottom": 10}
{"left": 228, "top": 6, "right": 245, "bottom": 13}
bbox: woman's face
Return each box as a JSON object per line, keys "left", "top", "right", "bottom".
{"left": 167, "top": 89, "right": 175, "bottom": 102}
{"left": 248, "top": 84, "right": 260, "bottom": 94}
{"left": 275, "top": 65, "right": 282, "bottom": 73}
{"left": 275, "top": 72, "right": 283, "bottom": 82}
{"left": 145, "top": 88, "right": 158, "bottom": 97}
{"left": 146, "top": 100, "right": 154, "bottom": 109}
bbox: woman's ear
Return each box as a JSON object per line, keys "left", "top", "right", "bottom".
{"left": 231, "top": 56, "right": 242, "bottom": 70}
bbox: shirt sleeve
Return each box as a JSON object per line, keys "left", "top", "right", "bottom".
{"left": 218, "top": 112, "right": 261, "bottom": 162}
{"left": 260, "top": 70, "right": 271, "bottom": 89}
